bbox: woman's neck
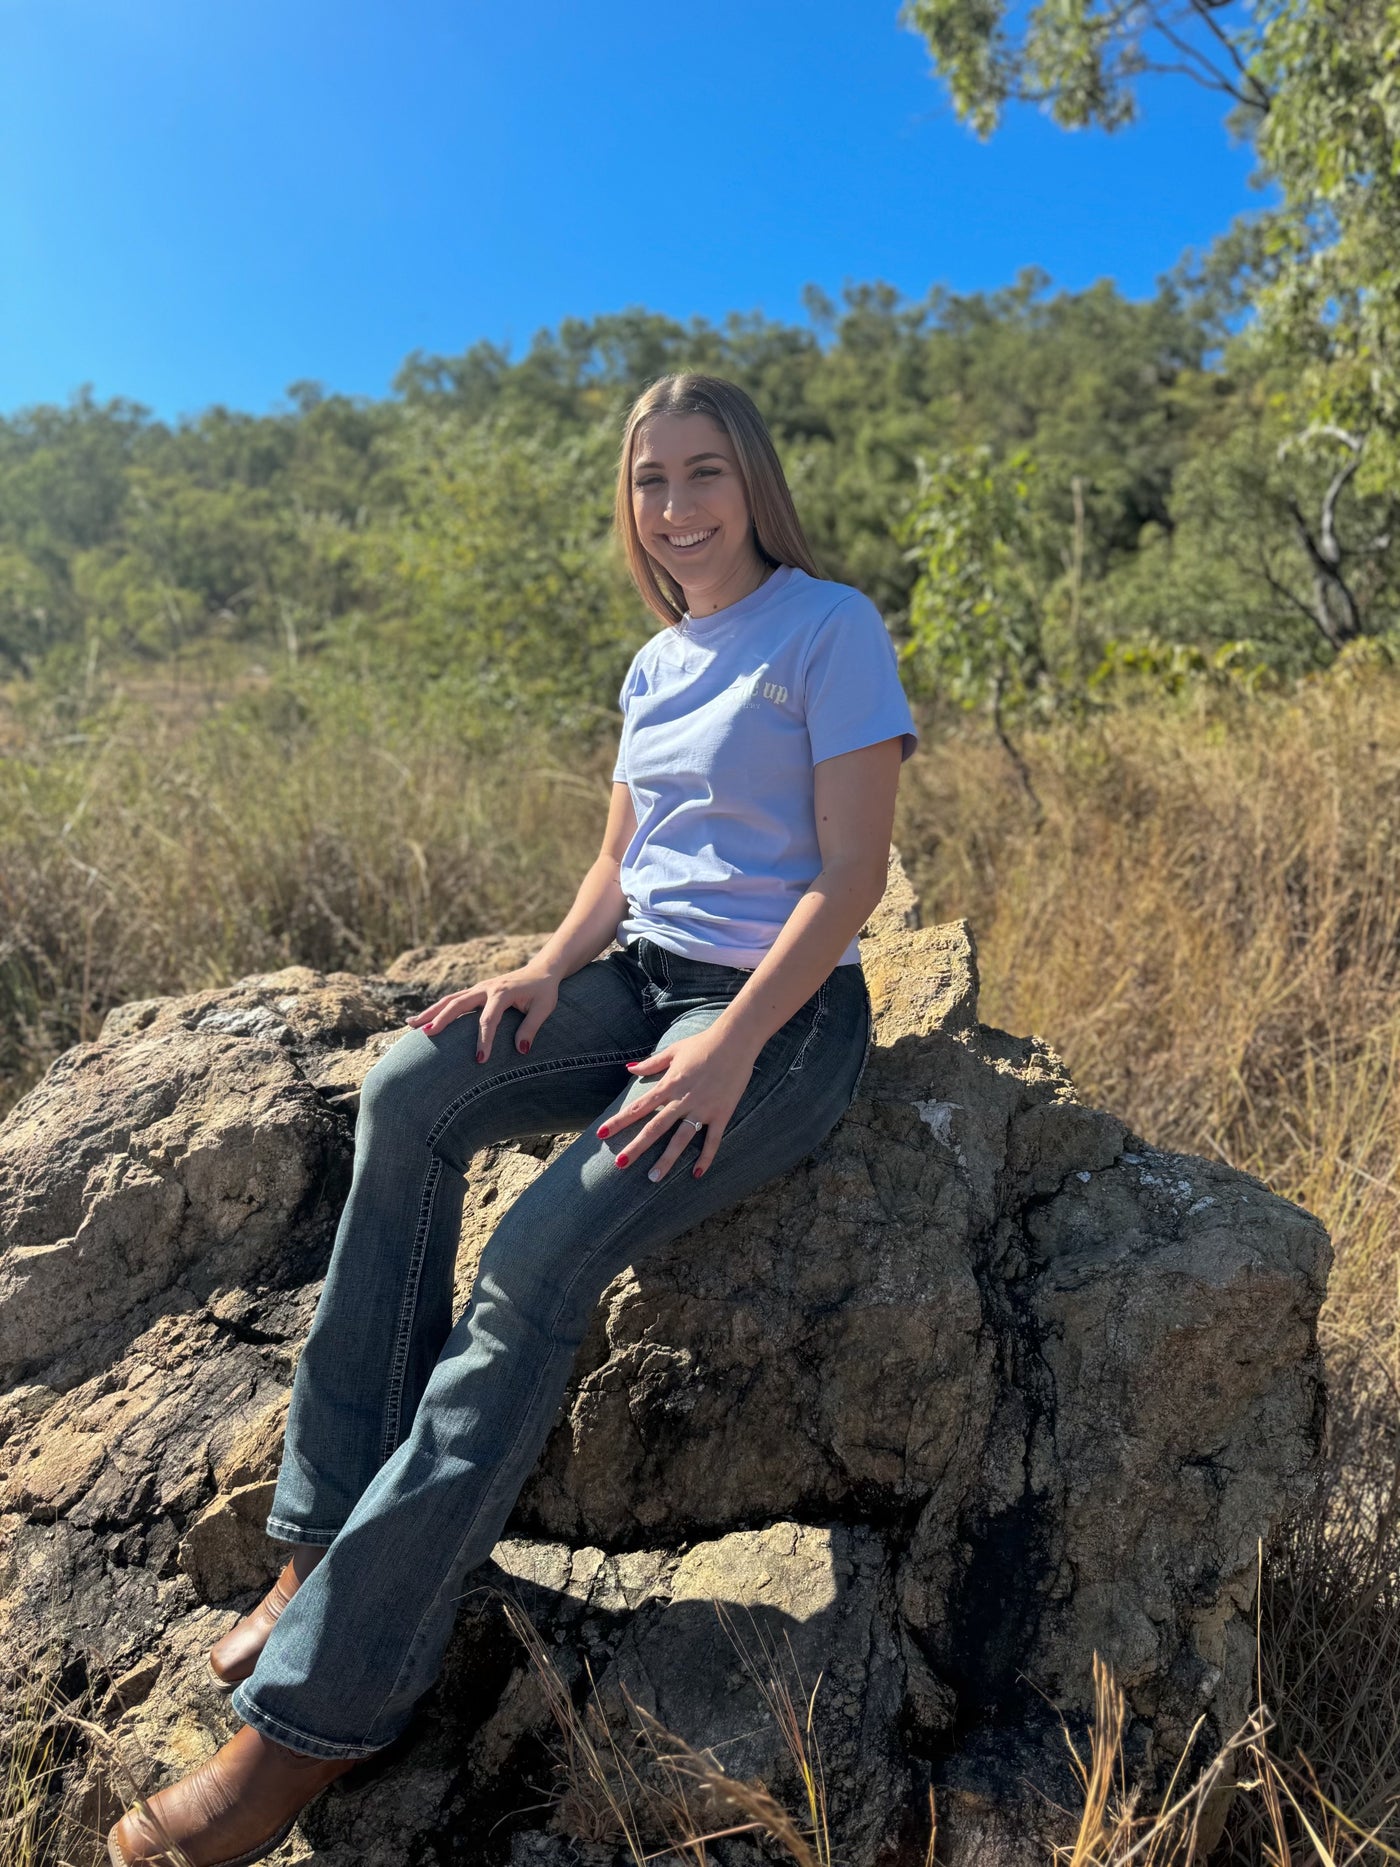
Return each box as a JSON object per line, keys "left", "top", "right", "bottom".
{"left": 684, "top": 553, "right": 775, "bottom": 619}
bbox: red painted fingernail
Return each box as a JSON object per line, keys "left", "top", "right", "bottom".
{"left": 597, "top": 1125, "right": 610, "bottom": 1138}
{"left": 693, "top": 1165, "right": 703, "bottom": 1178}
{"left": 518, "top": 1039, "right": 530, "bottom": 1053}
{"left": 476, "top": 1050, "right": 485, "bottom": 1063}
{"left": 617, "top": 1153, "right": 629, "bottom": 1168}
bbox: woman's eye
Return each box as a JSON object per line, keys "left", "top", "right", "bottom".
{"left": 634, "top": 468, "right": 721, "bottom": 488}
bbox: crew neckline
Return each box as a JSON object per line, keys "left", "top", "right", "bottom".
{"left": 677, "top": 562, "right": 795, "bottom": 637}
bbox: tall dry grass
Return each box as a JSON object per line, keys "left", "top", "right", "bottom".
{"left": 500, "top": 1592, "right": 938, "bottom": 1867}
{"left": 0, "top": 672, "right": 615, "bottom": 1117}
{"left": 0, "top": 1647, "right": 191, "bottom": 1867}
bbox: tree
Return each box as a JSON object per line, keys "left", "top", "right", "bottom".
{"left": 900, "top": 0, "right": 1400, "bottom": 642}
{"left": 898, "top": 0, "right": 1269, "bottom": 137}
{"left": 897, "top": 444, "right": 1049, "bottom": 809}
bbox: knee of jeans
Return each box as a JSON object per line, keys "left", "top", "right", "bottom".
{"left": 356, "top": 1056, "right": 408, "bottom": 1132}
{"left": 471, "top": 1229, "right": 595, "bottom": 1348}
{"left": 358, "top": 1025, "right": 472, "bottom": 1133}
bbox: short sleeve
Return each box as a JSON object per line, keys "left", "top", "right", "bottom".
{"left": 612, "top": 653, "right": 640, "bottom": 783}
{"left": 802, "top": 593, "right": 919, "bottom": 766}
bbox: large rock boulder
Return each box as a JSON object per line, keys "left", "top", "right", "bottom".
{"left": 0, "top": 855, "right": 1330, "bottom": 1866}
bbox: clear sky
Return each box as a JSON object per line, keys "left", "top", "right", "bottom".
{"left": 0, "top": 0, "right": 1264, "bottom": 421}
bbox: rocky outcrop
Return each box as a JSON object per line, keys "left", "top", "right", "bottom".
{"left": 0, "top": 854, "right": 1330, "bottom": 1865}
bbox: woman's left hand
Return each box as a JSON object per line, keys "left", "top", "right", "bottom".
{"left": 596, "top": 1026, "right": 759, "bottom": 1182}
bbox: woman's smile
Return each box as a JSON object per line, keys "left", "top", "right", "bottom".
{"left": 661, "top": 526, "right": 717, "bottom": 552}
{"left": 631, "top": 409, "right": 776, "bottom": 616}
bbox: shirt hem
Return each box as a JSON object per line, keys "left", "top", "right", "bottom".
{"left": 618, "top": 920, "right": 862, "bottom": 972}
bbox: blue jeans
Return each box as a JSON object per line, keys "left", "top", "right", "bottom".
{"left": 232, "top": 935, "right": 873, "bottom": 1758}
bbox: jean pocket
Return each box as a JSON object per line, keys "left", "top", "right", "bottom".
{"left": 656, "top": 954, "right": 751, "bottom": 1005}
{"left": 787, "top": 978, "right": 830, "bottom": 1073}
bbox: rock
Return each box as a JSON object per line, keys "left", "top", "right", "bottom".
{"left": 381, "top": 932, "right": 558, "bottom": 999}
{"left": 0, "top": 850, "right": 1330, "bottom": 1866}
{"left": 179, "top": 1481, "right": 281, "bottom": 1602}
{"left": 597, "top": 1522, "right": 911, "bottom": 1865}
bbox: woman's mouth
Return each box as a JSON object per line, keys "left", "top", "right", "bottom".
{"left": 662, "top": 527, "right": 716, "bottom": 553}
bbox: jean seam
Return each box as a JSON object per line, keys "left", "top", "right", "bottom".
{"left": 359, "top": 1030, "right": 843, "bottom": 1751}
{"left": 377, "top": 1045, "right": 654, "bottom": 1463}
{"left": 380, "top": 1152, "right": 444, "bottom": 1462}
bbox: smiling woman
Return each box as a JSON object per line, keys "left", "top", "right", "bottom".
{"left": 105, "top": 373, "right": 920, "bottom": 1867}
{"left": 614, "top": 373, "right": 824, "bottom": 622}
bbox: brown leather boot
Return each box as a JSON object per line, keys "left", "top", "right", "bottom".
{"left": 208, "top": 1545, "right": 326, "bottom": 1692}
{"left": 106, "top": 1724, "right": 360, "bottom": 1866}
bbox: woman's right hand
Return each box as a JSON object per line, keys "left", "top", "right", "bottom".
{"left": 406, "top": 962, "right": 563, "bottom": 1061}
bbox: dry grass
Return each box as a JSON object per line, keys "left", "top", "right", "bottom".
{"left": 0, "top": 673, "right": 615, "bottom": 1116}
{"left": 0, "top": 1658, "right": 67, "bottom": 1867}
{"left": 0, "top": 1648, "right": 193, "bottom": 1867}
{"left": 1219, "top": 1402, "right": 1400, "bottom": 1861}
{"left": 1056, "top": 1650, "right": 1400, "bottom": 1867}
{"left": 506, "top": 1594, "right": 1397, "bottom": 1867}
{"left": 500, "top": 1593, "right": 938, "bottom": 1867}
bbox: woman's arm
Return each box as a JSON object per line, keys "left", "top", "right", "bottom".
{"left": 530, "top": 782, "right": 638, "bottom": 981}
{"left": 707, "top": 736, "right": 903, "bottom": 1058}
{"left": 597, "top": 736, "right": 905, "bottom": 1179}
{"left": 407, "top": 783, "right": 637, "bottom": 1048}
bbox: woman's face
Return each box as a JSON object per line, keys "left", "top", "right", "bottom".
{"left": 631, "top": 412, "right": 765, "bottom": 614}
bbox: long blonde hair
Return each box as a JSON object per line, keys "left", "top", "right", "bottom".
{"left": 614, "top": 373, "right": 823, "bottom": 627}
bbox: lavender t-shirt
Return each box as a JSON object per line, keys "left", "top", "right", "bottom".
{"left": 611, "top": 563, "right": 919, "bottom": 970}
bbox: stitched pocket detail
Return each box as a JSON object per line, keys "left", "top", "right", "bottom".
{"left": 788, "top": 978, "right": 830, "bottom": 1073}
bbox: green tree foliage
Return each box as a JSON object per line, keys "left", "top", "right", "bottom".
{"left": 352, "top": 416, "right": 640, "bottom": 727}
{"left": 1, "top": 253, "right": 1396, "bottom": 734}
{"left": 896, "top": 0, "right": 1400, "bottom": 686}
{"left": 1248, "top": 0, "right": 1400, "bottom": 478}
{"left": 898, "top": 445, "right": 1049, "bottom": 712}
{"left": 898, "top": 0, "right": 1270, "bottom": 137}
{"left": 899, "top": 0, "right": 1400, "bottom": 473}
{"left": 0, "top": 277, "right": 1226, "bottom": 706}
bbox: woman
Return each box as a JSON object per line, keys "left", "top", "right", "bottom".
{"left": 108, "top": 373, "right": 918, "bottom": 1867}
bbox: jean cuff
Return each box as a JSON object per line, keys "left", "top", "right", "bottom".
{"left": 231, "top": 1683, "right": 391, "bottom": 1761}
{"left": 264, "top": 1515, "right": 342, "bottom": 1546}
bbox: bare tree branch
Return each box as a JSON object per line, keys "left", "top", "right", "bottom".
{"left": 1152, "top": 14, "right": 1247, "bottom": 90}
{"left": 1287, "top": 499, "right": 1360, "bottom": 645}
{"left": 1317, "top": 454, "right": 1361, "bottom": 569}
{"left": 1129, "top": 53, "right": 1262, "bottom": 108}
{"left": 1255, "top": 550, "right": 1340, "bottom": 643}
{"left": 1185, "top": 0, "right": 1272, "bottom": 109}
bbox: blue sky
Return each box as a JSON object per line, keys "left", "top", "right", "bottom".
{"left": 0, "top": 0, "right": 1265, "bottom": 421}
